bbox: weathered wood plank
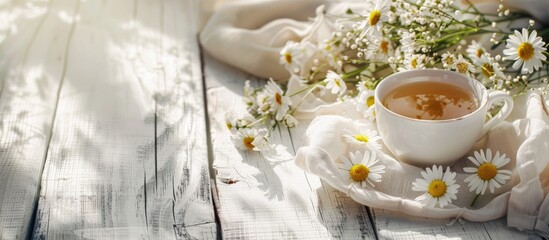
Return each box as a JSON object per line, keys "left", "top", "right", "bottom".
{"left": 0, "top": 0, "right": 76, "bottom": 239}
{"left": 205, "top": 53, "right": 377, "bottom": 239}
{"left": 32, "top": 0, "right": 215, "bottom": 239}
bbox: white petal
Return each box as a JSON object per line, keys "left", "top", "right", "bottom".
{"left": 468, "top": 156, "right": 480, "bottom": 166}
{"left": 463, "top": 167, "right": 478, "bottom": 173}
{"left": 486, "top": 149, "right": 492, "bottom": 163}
{"left": 512, "top": 59, "right": 523, "bottom": 70}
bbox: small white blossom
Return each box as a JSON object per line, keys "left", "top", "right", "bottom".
{"left": 503, "top": 29, "right": 547, "bottom": 74}
{"left": 412, "top": 165, "right": 460, "bottom": 208}
{"left": 463, "top": 149, "right": 512, "bottom": 195}
{"left": 336, "top": 150, "right": 385, "bottom": 187}
{"left": 324, "top": 70, "right": 347, "bottom": 96}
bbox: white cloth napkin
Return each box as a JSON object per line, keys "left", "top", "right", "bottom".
{"left": 200, "top": 0, "right": 549, "bottom": 236}
{"left": 294, "top": 91, "right": 549, "bottom": 235}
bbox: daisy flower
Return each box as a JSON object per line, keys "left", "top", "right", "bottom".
{"left": 463, "top": 149, "right": 512, "bottom": 195}
{"left": 231, "top": 128, "right": 270, "bottom": 152}
{"left": 477, "top": 55, "right": 505, "bottom": 81}
{"left": 401, "top": 54, "right": 426, "bottom": 71}
{"left": 324, "top": 70, "right": 347, "bottom": 96}
{"left": 503, "top": 29, "right": 547, "bottom": 74}
{"left": 264, "top": 79, "right": 292, "bottom": 121}
{"left": 336, "top": 150, "right": 385, "bottom": 187}
{"left": 399, "top": 31, "right": 416, "bottom": 54}
{"left": 359, "top": 0, "right": 390, "bottom": 38}
{"left": 441, "top": 52, "right": 456, "bottom": 70}
{"left": 466, "top": 40, "right": 487, "bottom": 64}
{"left": 279, "top": 41, "right": 304, "bottom": 74}
{"left": 356, "top": 90, "right": 376, "bottom": 121}
{"left": 454, "top": 55, "right": 476, "bottom": 75}
{"left": 412, "top": 165, "right": 460, "bottom": 208}
{"left": 368, "top": 38, "right": 393, "bottom": 62}
{"left": 342, "top": 129, "right": 382, "bottom": 149}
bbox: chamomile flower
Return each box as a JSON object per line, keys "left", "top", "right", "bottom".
{"left": 324, "top": 70, "right": 347, "bottom": 96}
{"left": 264, "top": 79, "right": 292, "bottom": 121}
{"left": 441, "top": 52, "right": 456, "bottom": 70}
{"left": 356, "top": 90, "right": 376, "bottom": 121}
{"left": 463, "top": 149, "right": 512, "bottom": 195}
{"left": 359, "top": 0, "right": 390, "bottom": 38}
{"left": 342, "top": 129, "right": 382, "bottom": 149}
{"left": 503, "top": 29, "right": 547, "bottom": 74}
{"left": 477, "top": 55, "right": 505, "bottom": 81}
{"left": 412, "top": 165, "right": 460, "bottom": 208}
{"left": 337, "top": 150, "right": 385, "bottom": 187}
{"left": 280, "top": 41, "right": 304, "bottom": 74}
{"left": 466, "top": 40, "right": 487, "bottom": 64}
{"left": 232, "top": 128, "right": 270, "bottom": 152}
{"left": 224, "top": 113, "right": 255, "bottom": 133}
{"left": 401, "top": 54, "right": 426, "bottom": 71}
{"left": 368, "top": 38, "right": 393, "bottom": 61}
{"left": 454, "top": 55, "right": 476, "bottom": 75}
{"left": 400, "top": 31, "right": 416, "bottom": 54}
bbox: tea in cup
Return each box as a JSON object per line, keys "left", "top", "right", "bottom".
{"left": 374, "top": 69, "right": 513, "bottom": 167}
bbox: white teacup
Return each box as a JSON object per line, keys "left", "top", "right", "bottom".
{"left": 374, "top": 69, "right": 513, "bottom": 167}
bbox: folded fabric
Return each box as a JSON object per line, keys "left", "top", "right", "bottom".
{"left": 294, "top": 91, "right": 549, "bottom": 235}
{"left": 200, "top": 0, "right": 549, "bottom": 80}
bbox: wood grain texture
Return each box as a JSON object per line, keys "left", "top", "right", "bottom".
{"left": 30, "top": 0, "right": 215, "bottom": 239}
{"left": 205, "top": 53, "right": 377, "bottom": 239}
{"left": 0, "top": 0, "right": 73, "bottom": 239}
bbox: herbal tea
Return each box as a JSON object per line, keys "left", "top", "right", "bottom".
{"left": 383, "top": 81, "right": 478, "bottom": 120}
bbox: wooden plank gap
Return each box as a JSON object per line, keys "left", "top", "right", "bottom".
{"left": 29, "top": 0, "right": 81, "bottom": 238}
{"left": 198, "top": 36, "right": 216, "bottom": 181}
{"left": 366, "top": 207, "right": 380, "bottom": 240}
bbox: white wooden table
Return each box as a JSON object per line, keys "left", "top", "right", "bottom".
{"left": 0, "top": 0, "right": 544, "bottom": 239}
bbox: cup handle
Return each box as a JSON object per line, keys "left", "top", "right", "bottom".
{"left": 480, "top": 91, "right": 514, "bottom": 137}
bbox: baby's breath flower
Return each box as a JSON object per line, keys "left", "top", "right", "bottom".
{"left": 503, "top": 29, "right": 547, "bottom": 74}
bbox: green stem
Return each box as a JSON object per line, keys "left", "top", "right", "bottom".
{"left": 470, "top": 194, "right": 481, "bottom": 207}
{"left": 289, "top": 82, "right": 323, "bottom": 97}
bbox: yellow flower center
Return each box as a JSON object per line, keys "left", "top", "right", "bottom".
{"left": 444, "top": 56, "right": 454, "bottom": 65}
{"left": 411, "top": 58, "right": 418, "bottom": 68}
{"left": 366, "top": 96, "right": 375, "bottom": 107}
{"left": 369, "top": 10, "right": 381, "bottom": 26}
{"left": 517, "top": 42, "right": 534, "bottom": 61}
{"left": 350, "top": 164, "right": 370, "bottom": 182}
{"left": 275, "top": 92, "right": 283, "bottom": 105}
{"left": 243, "top": 136, "right": 255, "bottom": 149}
{"left": 477, "top": 163, "right": 498, "bottom": 181}
{"left": 226, "top": 123, "right": 233, "bottom": 129}
{"left": 380, "top": 40, "right": 389, "bottom": 54}
{"left": 476, "top": 49, "right": 484, "bottom": 58}
{"left": 457, "top": 62, "right": 469, "bottom": 73}
{"left": 353, "top": 134, "right": 369, "bottom": 143}
{"left": 335, "top": 79, "right": 341, "bottom": 87}
{"left": 284, "top": 52, "right": 292, "bottom": 64}
{"left": 428, "top": 179, "right": 447, "bottom": 198}
{"left": 481, "top": 63, "right": 494, "bottom": 77}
